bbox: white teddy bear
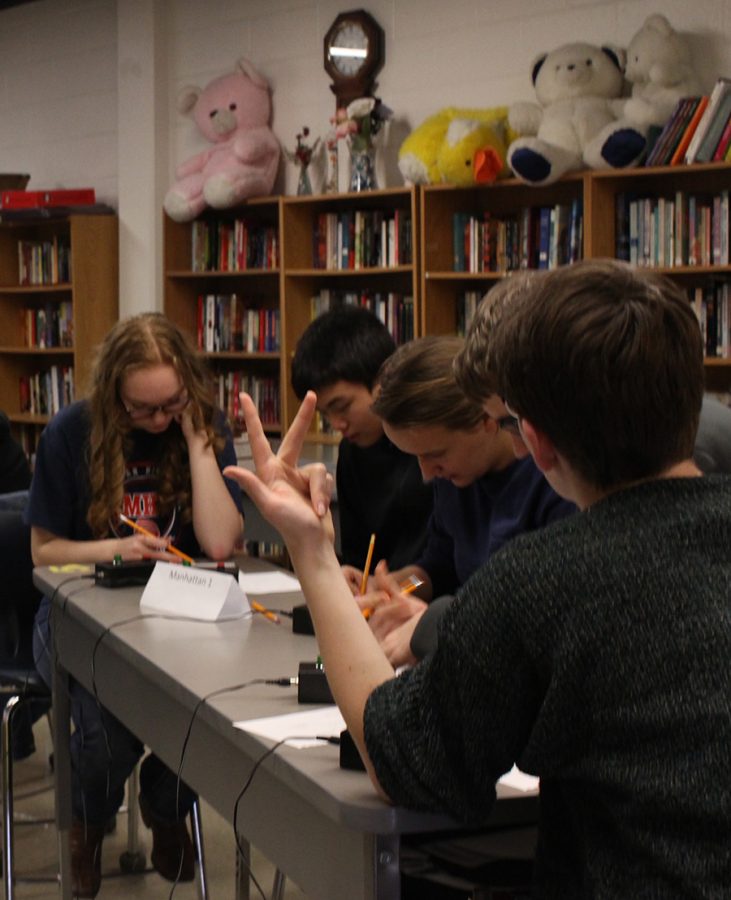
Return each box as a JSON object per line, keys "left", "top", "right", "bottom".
{"left": 620, "top": 14, "right": 702, "bottom": 130}
{"left": 508, "top": 42, "right": 646, "bottom": 185}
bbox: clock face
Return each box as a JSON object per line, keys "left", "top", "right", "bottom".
{"left": 328, "top": 21, "right": 369, "bottom": 77}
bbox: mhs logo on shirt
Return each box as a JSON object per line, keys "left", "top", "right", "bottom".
{"left": 122, "top": 492, "right": 159, "bottom": 519}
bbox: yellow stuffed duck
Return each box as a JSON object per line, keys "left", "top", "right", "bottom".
{"left": 398, "top": 107, "right": 516, "bottom": 186}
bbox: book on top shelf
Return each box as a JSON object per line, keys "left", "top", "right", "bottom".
{"left": 669, "top": 97, "right": 709, "bottom": 165}
{"left": 694, "top": 90, "right": 731, "bottom": 163}
{"left": 712, "top": 114, "right": 731, "bottom": 161}
{"left": 645, "top": 97, "right": 697, "bottom": 166}
{"left": 685, "top": 76, "right": 731, "bottom": 164}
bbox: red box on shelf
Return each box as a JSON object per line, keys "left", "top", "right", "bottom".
{"left": 0, "top": 188, "right": 96, "bottom": 209}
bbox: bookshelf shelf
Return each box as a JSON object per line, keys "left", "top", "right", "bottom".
{"left": 0, "top": 213, "right": 118, "bottom": 460}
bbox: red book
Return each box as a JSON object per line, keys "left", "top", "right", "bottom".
{"left": 1, "top": 188, "right": 96, "bottom": 209}
{"left": 712, "top": 114, "right": 731, "bottom": 161}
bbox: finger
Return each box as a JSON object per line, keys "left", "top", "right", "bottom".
{"left": 223, "top": 465, "right": 271, "bottom": 511}
{"left": 239, "top": 393, "right": 275, "bottom": 470}
{"left": 303, "top": 463, "right": 332, "bottom": 517}
{"left": 278, "top": 391, "right": 317, "bottom": 466}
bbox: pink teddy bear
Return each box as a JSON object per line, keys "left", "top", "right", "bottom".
{"left": 164, "top": 59, "right": 280, "bottom": 222}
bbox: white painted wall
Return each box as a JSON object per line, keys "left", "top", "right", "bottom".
{"left": 0, "top": 0, "right": 730, "bottom": 316}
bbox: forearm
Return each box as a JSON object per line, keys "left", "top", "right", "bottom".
{"left": 32, "top": 530, "right": 121, "bottom": 567}
{"left": 288, "top": 534, "right": 395, "bottom": 798}
{"left": 188, "top": 439, "right": 243, "bottom": 558}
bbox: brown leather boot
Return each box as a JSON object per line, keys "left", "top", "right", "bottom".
{"left": 138, "top": 793, "right": 195, "bottom": 882}
{"left": 69, "top": 820, "right": 104, "bottom": 898}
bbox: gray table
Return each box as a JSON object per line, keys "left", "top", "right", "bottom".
{"left": 35, "top": 560, "right": 537, "bottom": 899}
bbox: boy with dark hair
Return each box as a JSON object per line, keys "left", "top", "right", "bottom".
{"left": 291, "top": 306, "right": 433, "bottom": 585}
{"left": 227, "top": 259, "right": 731, "bottom": 898}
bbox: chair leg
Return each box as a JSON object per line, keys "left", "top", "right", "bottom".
{"left": 190, "top": 798, "right": 208, "bottom": 900}
{"left": 118, "top": 764, "right": 146, "bottom": 874}
{"left": 2, "top": 695, "right": 21, "bottom": 900}
{"left": 271, "top": 868, "right": 286, "bottom": 900}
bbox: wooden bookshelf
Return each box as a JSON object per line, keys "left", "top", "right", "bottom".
{"left": 0, "top": 213, "right": 118, "bottom": 458}
{"left": 421, "top": 165, "right": 731, "bottom": 395}
{"left": 163, "top": 198, "right": 282, "bottom": 435}
{"left": 280, "top": 186, "right": 419, "bottom": 437}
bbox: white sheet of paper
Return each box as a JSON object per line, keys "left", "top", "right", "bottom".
{"left": 234, "top": 706, "right": 345, "bottom": 749}
{"left": 498, "top": 765, "right": 539, "bottom": 792}
{"left": 238, "top": 570, "right": 301, "bottom": 594}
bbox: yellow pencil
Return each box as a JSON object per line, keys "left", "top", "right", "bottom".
{"left": 362, "top": 575, "right": 425, "bottom": 620}
{"left": 359, "top": 533, "right": 376, "bottom": 596}
{"left": 250, "top": 600, "right": 281, "bottom": 625}
{"left": 118, "top": 514, "right": 195, "bottom": 565}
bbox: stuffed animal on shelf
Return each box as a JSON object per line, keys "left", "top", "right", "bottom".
{"left": 619, "top": 14, "right": 702, "bottom": 130}
{"left": 398, "top": 107, "right": 515, "bottom": 186}
{"left": 164, "top": 59, "right": 279, "bottom": 223}
{"left": 507, "top": 42, "right": 646, "bottom": 185}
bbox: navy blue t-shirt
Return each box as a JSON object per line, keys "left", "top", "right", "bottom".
{"left": 26, "top": 400, "right": 242, "bottom": 558}
{"left": 415, "top": 456, "right": 576, "bottom": 598}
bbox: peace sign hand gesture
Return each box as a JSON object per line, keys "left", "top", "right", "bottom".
{"left": 223, "top": 391, "right": 335, "bottom": 551}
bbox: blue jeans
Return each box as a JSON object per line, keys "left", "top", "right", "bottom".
{"left": 33, "top": 595, "right": 196, "bottom": 825}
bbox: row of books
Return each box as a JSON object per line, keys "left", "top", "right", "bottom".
{"left": 310, "top": 289, "right": 415, "bottom": 344}
{"left": 196, "top": 294, "right": 280, "bottom": 353}
{"left": 14, "top": 425, "right": 39, "bottom": 468}
{"left": 615, "top": 190, "right": 730, "bottom": 268}
{"left": 21, "top": 301, "right": 74, "bottom": 348}
{"left": 18, "top": 237, "right": 71, "bottom": 286}
{"left": 646, "top": 77, "right": 731, "bottom": 167}
{"left": 690, "top": 282, "right": 731, "bottom": 358}
{"left": 19, "top": 364, "right": 74, "bottom": 416}
{"left": 452, "top": 201, "right": 583, "bottom": 273}
{"left": 191, "top": 218, "right": 278, "bottom": 272}
{"left": 456, "top": 291, "right": 485, "bottom": 337}
{"left": 215, "top": 371, "right": 279, "bottom": 431}
{"left": 313, "top": 209, "right": 412, "bottom": 270}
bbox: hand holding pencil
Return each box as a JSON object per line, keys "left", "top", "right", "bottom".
{"left": 117, "top": 514, "right": 195, "bottom": 564}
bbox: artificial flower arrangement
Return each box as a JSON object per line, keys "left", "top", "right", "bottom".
{"left": 331, "top": 97, "right": 392, "bottom": 190}
{"left": 284, "top": 126, "right": 320, "bottom": 194}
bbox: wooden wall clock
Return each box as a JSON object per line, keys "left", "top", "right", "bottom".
{"left": 324, "top": 9, "right": 385, "bottom": 108}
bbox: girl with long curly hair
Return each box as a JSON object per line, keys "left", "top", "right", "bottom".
{"left": 28, "top": 312, "right": 243, "bottom": 898}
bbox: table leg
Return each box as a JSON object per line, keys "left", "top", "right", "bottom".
{"left": 373, "top": 833, "right": 401, "bottom": 900}
{"left": 235, "top": 835, "right": 250, "bottom": 900}
{"left": 51, "top": 650, "right": 72, "bottom": 900}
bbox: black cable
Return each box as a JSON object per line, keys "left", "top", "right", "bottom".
{"left": 231, "top": 733, "right": 343, "bottom": 900}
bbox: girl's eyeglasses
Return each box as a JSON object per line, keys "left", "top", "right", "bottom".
{"left": 122, "top": 391, "right": 189, "bottom": 421}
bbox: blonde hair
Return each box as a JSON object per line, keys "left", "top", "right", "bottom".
{"left": 86, "top": 313, "right": 224, "bottom": 537}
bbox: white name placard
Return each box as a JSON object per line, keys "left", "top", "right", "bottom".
{"left": 140, "top": 562, "right": 250, "bottom": 621}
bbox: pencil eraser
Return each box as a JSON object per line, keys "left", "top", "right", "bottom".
{"left": 292, "top": 603, "right": 315, "bottom": 635}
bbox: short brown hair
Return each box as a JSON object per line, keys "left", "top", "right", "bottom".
{"left": 487, "top": 260, "right": 704, "bottom": 489}
{"left": 454, "top": 270, "right": 544, "bottom": 403}
{"left": 373, "top": 336, "right": 485, "bottom": 431}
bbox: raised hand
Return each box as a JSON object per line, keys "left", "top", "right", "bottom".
{"left": 223, "top": 392, "right": 334, "bottom": 549}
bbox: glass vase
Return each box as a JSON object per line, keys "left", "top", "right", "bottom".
{"left": 349, "top": 145, "right": 377, "bottom": 192}
{"left": 297, "top": 164, "right": 313, "bottom": 196}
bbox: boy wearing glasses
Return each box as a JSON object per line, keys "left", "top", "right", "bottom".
{"left": 291, "top": 306, "right": 433, "bottom": 591}
{"left": 27, "top": 313, "right": 242, "bottom": 897}
{"left": 225, "top": 259, "right": 731, "bottom": 897}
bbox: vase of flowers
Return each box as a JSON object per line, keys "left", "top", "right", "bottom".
{"left": 284, "top": 126, "right": 320, "bottom": 196}
{"left": 334, "top": 97, "right": 391, "bottom": 192}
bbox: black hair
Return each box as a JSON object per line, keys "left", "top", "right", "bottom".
{"left": 291, "top": 306, "right": 396, "bottom": 398}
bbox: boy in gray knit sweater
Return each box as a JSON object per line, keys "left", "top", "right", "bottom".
{"left": 225, "top": 260, "right": 731, "bottom": 898}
